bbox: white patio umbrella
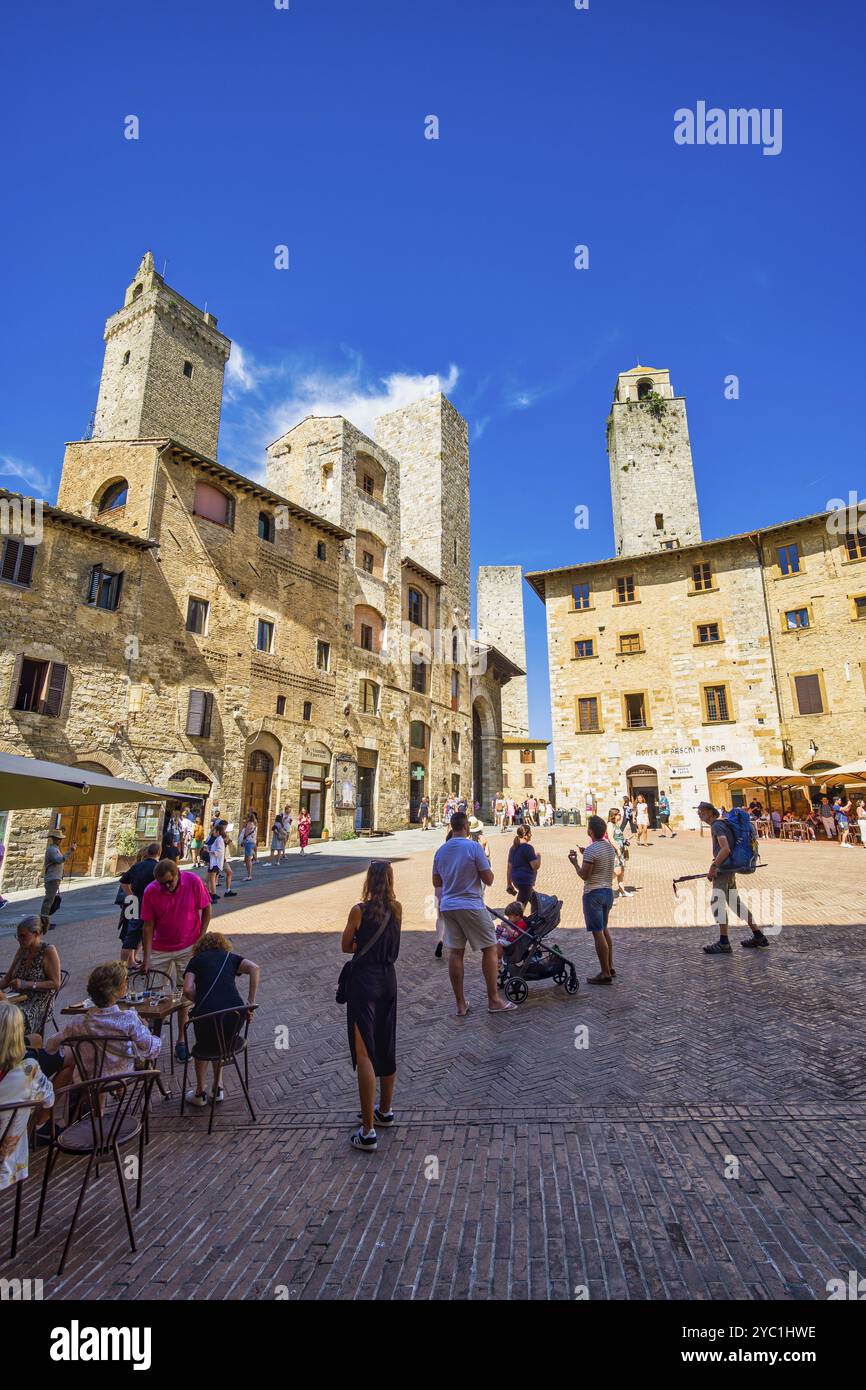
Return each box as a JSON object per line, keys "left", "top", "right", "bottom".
{"left": 717, "top": 766, "right": 818, "bottom": 812}
{"left": 0, "top": 751, "right": 173, "bottom": 812}
{"left": 822, "top": 759, "right": 866, "bottom": 782}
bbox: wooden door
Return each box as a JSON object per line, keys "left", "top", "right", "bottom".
{"left": 54, "top": 803, "right": 100, "bottom": 876}
{"left": 242, "top": 752, "right": 273, "bottom": 842}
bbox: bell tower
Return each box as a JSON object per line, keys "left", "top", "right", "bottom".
{"left": 91, "top": 252, "right": 231, "bottom": 458}
{"left": 607, "top": 365, "right": 702, "bottom": 557}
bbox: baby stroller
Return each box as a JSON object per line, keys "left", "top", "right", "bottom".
{"left": 489, "top": 891, "right": 579, "bottom": 1004}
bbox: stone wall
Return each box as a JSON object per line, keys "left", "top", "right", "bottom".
{"left": 477, "top": 565, "right": 529, "bottom": 736}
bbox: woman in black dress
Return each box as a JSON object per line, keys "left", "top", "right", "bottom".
{"left": 340, "top": 861, "right": 401, "bottom": 1153}
{"left": 182, "top": 931, "right": 260, "bottom": 1107}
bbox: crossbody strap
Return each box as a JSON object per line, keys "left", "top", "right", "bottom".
{"left": 352, "top": 910, "right": 392, "bottom": 965}
{"left": 195, "top": 952, "right": 231, "bottom": 1013}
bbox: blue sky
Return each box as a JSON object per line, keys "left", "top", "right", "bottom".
{"left": 1, "top": 0, "right": 864, "bottom": 746}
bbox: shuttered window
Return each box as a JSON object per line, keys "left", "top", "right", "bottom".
{"left": 87, "top": 565, "right": 123, "bottom": 611}
{"left": 186, "top": 689, "right": 213, "bottom": 737}
{"left": 14, "top": 659, "right": 67, "bottom": 716}
{"left": 794, "top": 674, "right": 823, "bottom": 716}
{"left": 578, "top": 697, "right": 600, "bottom": 732}
{"left": 1, "top": 540, "right": 36, "bottom": 587}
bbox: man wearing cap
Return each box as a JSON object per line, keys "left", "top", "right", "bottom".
{"left": 696, "top": 802, "right": 768, "bottom": 954}
{"left": 40, "top": 829, "right": 76, "bottom": 929}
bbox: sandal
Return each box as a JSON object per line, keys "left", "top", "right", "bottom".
{"left": 587, "top": 973, "right": 613, "bottom": 985}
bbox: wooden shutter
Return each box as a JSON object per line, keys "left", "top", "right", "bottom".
{"left": 186, "top": 689, "right": 205, "bottom": 736}
{"left": 1, "top": 540, "right": 20, "bottom": 582}
{"left": 794, "top": 674, "right": 823, "bottom": 715}
{"left": 42, "top": 663, "right": 68, "bottom": 717}
{"left": 201, "top": 692, "right": 213, "bottom": 738}
{"left": 17, "top": 544, "right": 35, "bottom": 586}
{"left": 87, "top": 565, "right": 101, "bottom": 603}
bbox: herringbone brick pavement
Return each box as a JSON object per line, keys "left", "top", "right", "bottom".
{"left": 1, "top": 829, "right": 864, "bottom": 1299}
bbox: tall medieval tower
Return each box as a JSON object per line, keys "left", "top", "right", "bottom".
{"left": 607, "top": 365, "right": 702, "bottom": 557}
{"left": 91, "top": 251, "right": 231, "bottom": 458}
{"left": 477, "top": 565, "right": 529, "bottom": 738}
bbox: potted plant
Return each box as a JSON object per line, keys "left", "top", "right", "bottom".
{"left": 110, "top": 828, "right": 139, "bottom": 876}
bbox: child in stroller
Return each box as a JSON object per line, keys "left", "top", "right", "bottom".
{"left": 489, "top": 891, "right": 579, "bottom": 1004}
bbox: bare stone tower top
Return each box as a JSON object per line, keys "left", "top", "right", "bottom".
{"left": 607, "top": 365, "right": 702, "bottom": 557}
{"left": 91, "top": 252, "right": 231, "bottom": 458}
{"left": 477, "top": 565, "right": 529, "bottom": 738}
{"left": 374, "top": 394, "right": 470, "bottom": 619}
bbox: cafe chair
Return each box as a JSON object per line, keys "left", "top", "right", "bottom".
{"left": 34, "top": 1070, "right": 157, "bottom": 1276}
{"left": 30, "top": 968, "right": 70, "bottom": 1038}
{"left": 179, "top": 1005, "right": 257, "bottom": 1135}
{"left": 127, "top": 967, "right": 178, "bottom": 1070}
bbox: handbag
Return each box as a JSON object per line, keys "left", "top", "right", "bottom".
{"left": 49, "top": 892, "right": 62, "bottom": 915}
{"left": 114, "top": 884, "right": 128, "bottom": 906}
{"left": 336, "top": 911, "right": 392, "bottom": 1005}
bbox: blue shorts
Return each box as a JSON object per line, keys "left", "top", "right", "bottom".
{"left": 582, "top": 888, "right": 614, "bottom": 933}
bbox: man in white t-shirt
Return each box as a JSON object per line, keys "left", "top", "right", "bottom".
{"left": 206, "top": 821, "right": 235, "bottom": 903}
{"left": 432, "top": 812, "right": 514, "bottom": 1016}
{"left": 568, "top": 815, "right": 617, "bottom": 985}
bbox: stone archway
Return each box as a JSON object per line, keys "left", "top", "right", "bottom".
{"left": 472, "top": 695, "right": 500, "bottom": 820}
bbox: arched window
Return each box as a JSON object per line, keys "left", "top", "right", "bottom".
{"left": 354, "top": 604, "right": 385, "bottom": 654}
{"left": 258, "top": 510, "right": 275, "bottom": 542}
{"left": 193, "top": 481, "right": 234, "bottom": 528}
{"left": 451, "top": 628, "right": 459, "bottom": 663}
{"left": 355, "top": 451, "right": 386, "bottom": 503}
{"left": 96, "top": 480, "right": 129, "bottom": 513}
{"left": 132, "top": 283, "right": 143, "bottom": 301}
{"left": 637, "top": 378, "right": 654, "bottom": 400}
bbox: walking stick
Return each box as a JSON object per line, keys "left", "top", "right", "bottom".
{"left": 671, "top": 866, "right": 766, "bottom": 897}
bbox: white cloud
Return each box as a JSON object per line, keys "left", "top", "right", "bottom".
{"left": 264, "top": 363, "right": 460, "bottom": 443}
{"left": 0, "top": 454, "right": 53, "bottom": 496}
{"left": 225, "top": 343, "right": 265, "bottom": 397}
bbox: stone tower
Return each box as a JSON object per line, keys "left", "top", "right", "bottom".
{"left": 477, "top": 565, "right": 529, "bottom": 737}
{"left": 374, "top": 394, "right": 470, "bottom": 619}
{"left": 91, "top": 251, "right": 231, "bottom": 458}
{"left": 607, "top": 365, "right": 702, "bottom": 557}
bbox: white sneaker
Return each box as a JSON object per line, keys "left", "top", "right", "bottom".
{"left": 186, "top": 1089, "right": 209, "bottom": 1107}
{"left": 214, "top": 1087, "right": 225, "bottom": 1103}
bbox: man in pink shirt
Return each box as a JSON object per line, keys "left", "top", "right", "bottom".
{"left": 141, "top": 859, "right": 212, "bottom": 986}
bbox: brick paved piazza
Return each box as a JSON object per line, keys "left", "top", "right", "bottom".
{"left": 2, "top": 827, "right": 865, "bottom": 1300}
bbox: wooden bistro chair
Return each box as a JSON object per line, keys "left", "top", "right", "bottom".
{"left": 0, "top": 1097, "right": 44, "bottom": 1258}
{"left": 34, "top": 1070, "right": 157, "bottom": 1276}
{"left": 179, "top": 1005, "right": 257, "bottom": 1135}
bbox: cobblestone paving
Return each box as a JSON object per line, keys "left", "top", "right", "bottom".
{"left": 2, "top": 830, "right": 864, "bottom": 1299}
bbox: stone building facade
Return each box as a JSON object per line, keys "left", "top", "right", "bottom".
{"left": 529, "top": 367, "right": 866, "bottom": 828}
{"left": 477, "top": 566, "right": 529, "bottom": 738}
{"left": 501, "top": 738, "right": 550, "bottom": 805}
{"left": 0, "top": 255, "right": 515, "bottom": 889}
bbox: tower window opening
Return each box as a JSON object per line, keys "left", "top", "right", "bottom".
{"left": 132, "top": 283, "right": 143, "bottom": 301}
{"left": 183, "top": 360, "right": 194, "bottom": 379}
{"left": 655, "top": 513, "right": 664, "bottom": 530}
{"left": 637, "top": 378, "right": 653, "bottom": 400}
{"left": 122, "top": 351, "right": 130, "bottom": 366}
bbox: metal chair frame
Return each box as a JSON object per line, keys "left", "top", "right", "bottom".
{"left": 0, "top": 1097, "right": 43, "bottom": 1258}
{"left": 34, "top": 1070, "right": 157, "bottom": 1276}
{"left": 179, "top": 1004, "right": 257, "bottom": 1134}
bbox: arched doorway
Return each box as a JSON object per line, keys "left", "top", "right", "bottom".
{"left": 626, "top": 764, "right": 659, "bottom": 828}
{"left": 472, "top": 697, "right": 498, "bottom": 819}
{"left": 242, "top": 751, "right": 273, "bottom": 843}
{"left": 54, "top": 761, "right": 112, "bottom": 876}
{"left": 706, "top": 760, "right": 743, "bottom": 811}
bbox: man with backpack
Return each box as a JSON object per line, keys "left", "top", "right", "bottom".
{"left": 696, "top": 801, "right": 769, "bottom": 954}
